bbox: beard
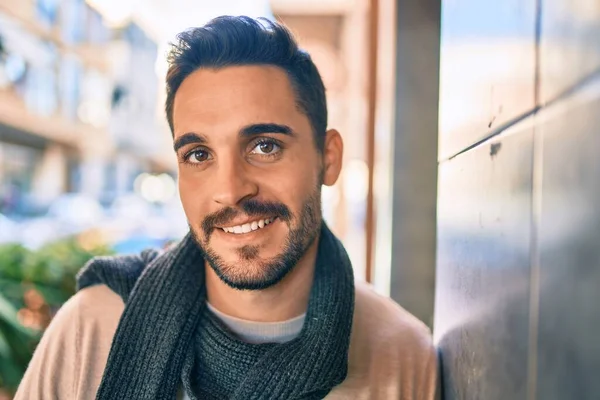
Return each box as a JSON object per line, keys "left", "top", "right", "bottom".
{"left": 190, "top": 189, "right": 322, "bottom": 291}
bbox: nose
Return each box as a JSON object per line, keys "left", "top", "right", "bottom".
{"left": 210, "top": 156, "right": 258, "bottom": 206}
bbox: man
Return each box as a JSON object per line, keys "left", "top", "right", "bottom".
{"left": 16, "top": 16, "right": 438, "bottom": 399}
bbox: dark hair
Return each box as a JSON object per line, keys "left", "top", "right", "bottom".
{"left": 165, "top": 16, "right": 327, "bottom": 151}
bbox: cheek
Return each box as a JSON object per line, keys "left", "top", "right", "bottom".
{"left": 263, "top": 166, "right": 318, "bottom": 214}
{"left": 178, "top": 172, "right": 206, "bottom": 223}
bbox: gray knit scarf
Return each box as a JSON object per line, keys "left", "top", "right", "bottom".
{"left": 76, "top": 223, "right": 354, "bottom": 399}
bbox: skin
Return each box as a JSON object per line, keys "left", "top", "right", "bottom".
{"left": 172, "top": 65, "right": 343, "bottom": 322}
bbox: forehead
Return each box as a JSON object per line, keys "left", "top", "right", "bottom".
{"left": 172, "top": 65, "right": 305, "bottom": 137}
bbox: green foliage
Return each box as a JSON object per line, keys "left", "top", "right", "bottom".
{"left": 0, "top": 238, "right": 113, "bottom": 394}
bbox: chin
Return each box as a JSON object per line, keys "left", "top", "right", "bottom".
{"left": 213, "top": 260, "right": 295, "bottom": 291}
{"left": 204, "top": 249, "right": 299, "bottom": 291}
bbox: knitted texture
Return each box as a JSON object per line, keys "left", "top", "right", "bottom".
{"left": 76, "top": 223, "right": 354, "bottom": 399}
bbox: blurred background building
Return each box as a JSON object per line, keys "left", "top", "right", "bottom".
{"left": 0, "top": 0, "right": 182, "bottom": 249}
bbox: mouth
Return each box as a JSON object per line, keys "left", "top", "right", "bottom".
{"left": 219, "top": 216, "right": 278, "bottom": 235}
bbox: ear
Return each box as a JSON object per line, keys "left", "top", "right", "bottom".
{"left": 322, "top": 129, "right": 343, "bottom": 186}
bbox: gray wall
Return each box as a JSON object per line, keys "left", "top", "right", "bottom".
{"left": 389, "top": 0, "right": 440, "bottom": 329}
{"left": 434, "top": 0, "right": 600, "bottom": 399}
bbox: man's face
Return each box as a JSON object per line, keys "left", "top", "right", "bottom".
{"left": 172, "top": 65, "right": 325, "bottom": 290}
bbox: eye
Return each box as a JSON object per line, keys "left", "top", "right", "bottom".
{"left": 185, "top": 149, "right": 211, "bottom": 164}
{"left": 251, "top": 139, "right": 281, "bottom": 155}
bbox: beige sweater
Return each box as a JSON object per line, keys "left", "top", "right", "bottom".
{"left": 15, "top": 281, "right": 439, "bottom": 399}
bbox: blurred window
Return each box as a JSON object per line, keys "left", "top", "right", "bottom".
{"left": 59, "top": 54, "right": 82, "bottom": 121}
{"left": 36, "top": 0, "right": 60, "bottom": 28}
{"left": 61, "top": 0, "right": 86, "bottom": 44}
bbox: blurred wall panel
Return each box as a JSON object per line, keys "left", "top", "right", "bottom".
{"left": 539, "top": 0, "right": 600, "bottom": 103}
{"left": 438, "top": 0, "right": 537, "bottom": 160}
{"left": 535, "top": 81, "right": 600, "bottom": 399}
{"left": 435, "top": 0, "right": 600, "bottom": 398}
{"left": 435, "top": 125, "right": 534, "bottom": 400}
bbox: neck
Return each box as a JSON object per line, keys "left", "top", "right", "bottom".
{"left": 205, "top": 236, "right": 319, "bottom": 322}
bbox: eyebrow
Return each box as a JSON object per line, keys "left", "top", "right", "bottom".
{"left": 173, "top": 132, "right": 206, "bottom": 152}
{"left": 173, "top": 123, "right": 294, "bottom": 153}
{"left": 240, "top": 123, "right": 294, "bottom": 137}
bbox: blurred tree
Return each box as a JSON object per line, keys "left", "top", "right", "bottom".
{"left": 0, "top": 238, "right": 113, "bottom": 395}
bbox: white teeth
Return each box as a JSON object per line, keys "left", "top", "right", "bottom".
{"left": 223, "top": 217, "right": 276, "bottom": 234}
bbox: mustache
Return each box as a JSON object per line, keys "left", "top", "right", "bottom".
{"left": 201, "top": 199, "right": 291, "bottom": 236}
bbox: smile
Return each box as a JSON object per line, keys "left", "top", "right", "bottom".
{"left": 220, "top": 217, "right": 277, "bottom": 234}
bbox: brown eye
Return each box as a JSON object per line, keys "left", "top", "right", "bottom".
{"left": 251, "top": 140, "right": 281, "bottom": 155}
{"left": 259, "top": 142, "right": 274, "bottom": 153}
{"left": 186, "top": 149, "right": 210, "bottom": 163}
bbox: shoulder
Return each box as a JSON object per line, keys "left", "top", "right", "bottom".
{"left": 14, "top": 285, "right": 124, "bottom": 400}
{"left": 353, "top": 280, "right": 433, "bottom": 352}
{"left": 336, "top": 281, "right": 439, "bottom": 399}
{"left": 46, "top": 284, "right": 125, "bottom": 339}
{"left": 48, "top": 284, "right": 124, "bottom": 383}
{"left": 61, "top": 284, "right": 124, "bottom": 376}
{"left": 37, "top": 283, "right": 124, "bottom": 353}
{"left": 70, "top": 284, "right": 125, "bottom": 334}
{"left": 55, "top": 285, "right": 124, "bottom": 395}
